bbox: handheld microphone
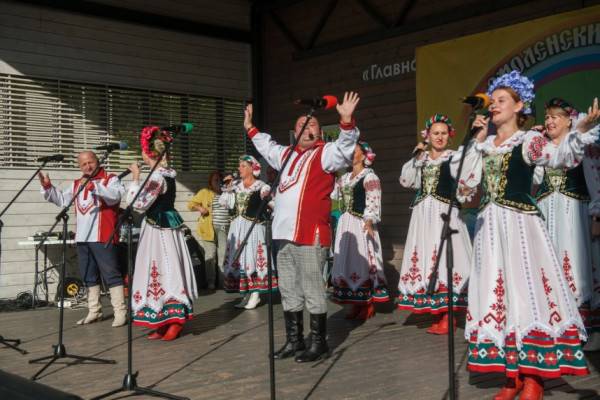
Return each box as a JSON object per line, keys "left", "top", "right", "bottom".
{"left": 37, "top": 154, "right": 64, "bottom": 163}
{"left": 293, "top": 95, "right": 338, "bottom": 110}
{"left": 161, "top": 123, "right": 193, "bottom": 134}
{"left": 117, "top": 162, "right": 142, "bottom": 180}
{"left": 95, "top": 141, "right": 128, "bottom": 152}
{"left": 461, "top": 93, "right": 491, "bottom": 110}
{"left": 412, "top": 140, "right": 429, "bottom": 156}
{"left": 469, "top": 109, "right": 492, "bottom": 137}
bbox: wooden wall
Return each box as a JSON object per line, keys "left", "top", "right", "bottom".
{"left": 259, "top": 0, "right": 600, "bottom": 286}
{"left": 0, "top": 1, "right": 251, "bottom": 299}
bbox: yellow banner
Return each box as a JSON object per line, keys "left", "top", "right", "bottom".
{"left": 416, "top": 6, "right": 600, "bottom": 144}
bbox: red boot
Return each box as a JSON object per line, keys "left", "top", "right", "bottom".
{"left": 161, "top": 323, "right": 183, "bottom": 341}
{"left": 428, "top": 313, "right": 456, "bottom": 335}
{"left": 520, "top": 376, "right": 544, "bottom": 400}
{"left": 493, "top": 376, "right": 523, "bottom": 400}
{"left": 355, "top": 303, "right": 376, "bottom": 320}
{"left": 345, "top": 304, "right": 362, "bottom": 319}
{"left": 426, "top": 314, "right": 442, "bottom": 334}
{"left": 147, "top": 325, "right": 169, "bottom": 340}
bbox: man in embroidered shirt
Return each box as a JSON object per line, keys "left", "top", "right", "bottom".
{"left": 243, "top": 92, "right": 360, "bottom": 362}
{"left": 38, "top": 151, "right": 127, "bottom": 327}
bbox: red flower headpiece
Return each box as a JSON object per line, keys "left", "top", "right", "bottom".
{"left": 140, "top": 126, "right": 173, "bottom": 159}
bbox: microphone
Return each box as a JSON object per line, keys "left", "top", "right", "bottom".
{"left": 293, "top": 95, "right": 338, "bottom": 110}
{"left": 469, "top": 109, "right": 492, "bottom": 137}
{"left": 461, "top": 93, "right": 491, "bottom": 110}
{"left": 117, "top": 162, "right": 142, "bottom": 180}
{"left": 37, "top": 154, "right": 64, "bottom": 163}
{"left": 412, "top": 140, "right": 429, "bottom": 156}
{"left": 96, "top": 141, "right": 128, "bottom": 152}
{"left": 161, "top": 123, "right": 193, "bottom": 134}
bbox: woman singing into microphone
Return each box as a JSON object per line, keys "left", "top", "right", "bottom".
{"left": 398, "top": 114, "right": 473, "bottom": 335}
{"left": 127, "top": 126, "right": 198, "bottom": 341}
{"left": 459, "top": 71, "right": 599, "bottom": 399}
{"left": 220, "top": 155, "right": 276, "bottom": 310}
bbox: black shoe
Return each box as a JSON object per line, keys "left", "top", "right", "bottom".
{"left": 295, "top": 313, "right": 329, "bottom": 363}
{"left": 274, "top": 311, "right": 305, "bottom": 359}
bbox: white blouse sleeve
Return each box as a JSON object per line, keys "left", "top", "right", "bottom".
{"left": 259, "top": 183, "right": 271, "bottom": 199}
{"left": 219, "top": 186, "right": 236, "bottom": 210}
{"left": 583, "top": 144, "right": 600, "bottom": 216}
{"left": 456, "top": 142, "right": 483, "bottom": 203}
{"left": 399, "top": 157, "right": 423, "bottom": 189}
{"left": 522, "top": 126, "right": 598, "bottom": 168}
{"left": 126, "top": 173, "right": 166, "bottom": 212}
{"left": 363, "top": 172, "right": 382, "bottom": 224}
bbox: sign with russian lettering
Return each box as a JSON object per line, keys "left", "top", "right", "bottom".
{"left": 416, "top": 6, "right": 600, "bottom": 142}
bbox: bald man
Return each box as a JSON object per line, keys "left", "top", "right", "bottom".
{"left": 38, "top": 151, "right": 127, "bottom": 327}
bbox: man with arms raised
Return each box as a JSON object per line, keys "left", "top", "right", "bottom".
{"left": 244, "top": 92, "right": 360, "bottom": 362}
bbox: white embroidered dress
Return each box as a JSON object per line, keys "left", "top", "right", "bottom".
{"left": 534, "top": 138, "right": 600, "bottom": 332}
{"left": 397, "top": 149, "right": 473, "bottom": 314}
{"left": 220, "top": 180, "right": 275, "bottom": 294}
{"left": 127, "top": 168, "right": 198, "bottom": 328}
{"left": 331, "top": 169, "right": 388, "bottom": 304}
{"left": 460, "top": 128, "right": 597, "bottom": 378}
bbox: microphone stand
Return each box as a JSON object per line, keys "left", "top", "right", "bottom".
{"left": 29, "top": 151, "right": 116, "bottom": 380}
{"left": 230, "top": 107, "right": 317, "bottom": 400}
{"left": 92, "top": 143, "right": 189, "bottom": 400}
{"left": 425, "top": 111, "right": 479, "bottom": 400}
{"left": 0, "top": 161, "right": 50, "bottom": 355}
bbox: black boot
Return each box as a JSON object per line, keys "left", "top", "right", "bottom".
{"left": 295, "top": 313, "right": 329, "bottom": 363}
{"left": 273, "top": 311, "right": 305, "bottom": 359}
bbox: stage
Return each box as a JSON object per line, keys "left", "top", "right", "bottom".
{"left": 1, "top": 290, "right": 600, "bottom": 400}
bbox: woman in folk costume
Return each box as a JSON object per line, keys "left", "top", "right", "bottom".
{"left": 534, "top": 98, "right": 600, "bottom": 352}
{"left": 220, "top": 155, "right": 275, "bottom": 310}
{"left": 331, "top": 141, "right": 389, "bottom": 320}
{"left": 460, "top": 71, "right": 599, "bottom": 400}
{"left": 398, "top": 115, "right": 473, "bottom": 335}
{"left": 127, "top": 126, "right": 198, "bottom": 341}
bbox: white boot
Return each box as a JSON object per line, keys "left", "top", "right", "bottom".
{"left": 584, "top": 331, "right": 600, "bottom": 351}
{"left": 244, "top": 292, "right": 261, "bottom": 309}
{"left": 109, "top": 285, "right": 127, "bottom": 327}
{"left": 234, "top": 293, "right": 251, "bottom": 309}
{"left": 77, "top": 285, "right": 103, "bottom": 325}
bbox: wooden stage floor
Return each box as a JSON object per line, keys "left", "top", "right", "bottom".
{"left": 1, "top": 290, "right": 600, "bottom": 399}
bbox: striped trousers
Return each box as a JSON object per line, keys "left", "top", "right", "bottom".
{"left": 277, "top": 241, "right": 329, "bottom": 314}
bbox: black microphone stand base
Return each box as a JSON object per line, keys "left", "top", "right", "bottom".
{"left": 0, "top": 335, "right": 27, "bottom": 355}
{"left": 29, "top": 344, "right": 116, "bottom": 381}
{"left": 90, "top": 372, "right": 190, "bottom": 400}
{"left": 29, "top": 213, "right": 115, "bottom": 381}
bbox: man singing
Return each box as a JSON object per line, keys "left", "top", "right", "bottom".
{"left": 38, "top": 151, "right": 127, "bottom": 327}
{"left": 243, "top": 92, "right": 360, "bottom": 362}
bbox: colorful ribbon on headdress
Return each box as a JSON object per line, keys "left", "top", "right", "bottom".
{"left": 421, "top": 114, "right": 456, "bottom": 139}
{"left": 239, "top": 154, "right": 261, "bottom": 177}
{"left": 358, "top": 141, "right": 376, "bottom": 166}
{"left": 545, "top": 97, "right": 579, "bottom": 118}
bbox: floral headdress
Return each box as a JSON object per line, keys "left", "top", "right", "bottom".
{"left": 239, "top": 154, "right": 261, "bottom": 177}
{"left": 545, "top": 97, "right": 579, "bottom": 119}
{"left": 140, "top": 126, "right": 173, "bottom": 159}
{"left": 358, "top": 141, "right": 376, "bottom": 166}
{"left": 421, "top": 114, "right": 456, "bottom": 139}
{"left": 487, "top": 70, "right": 535, "bottom": 115}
